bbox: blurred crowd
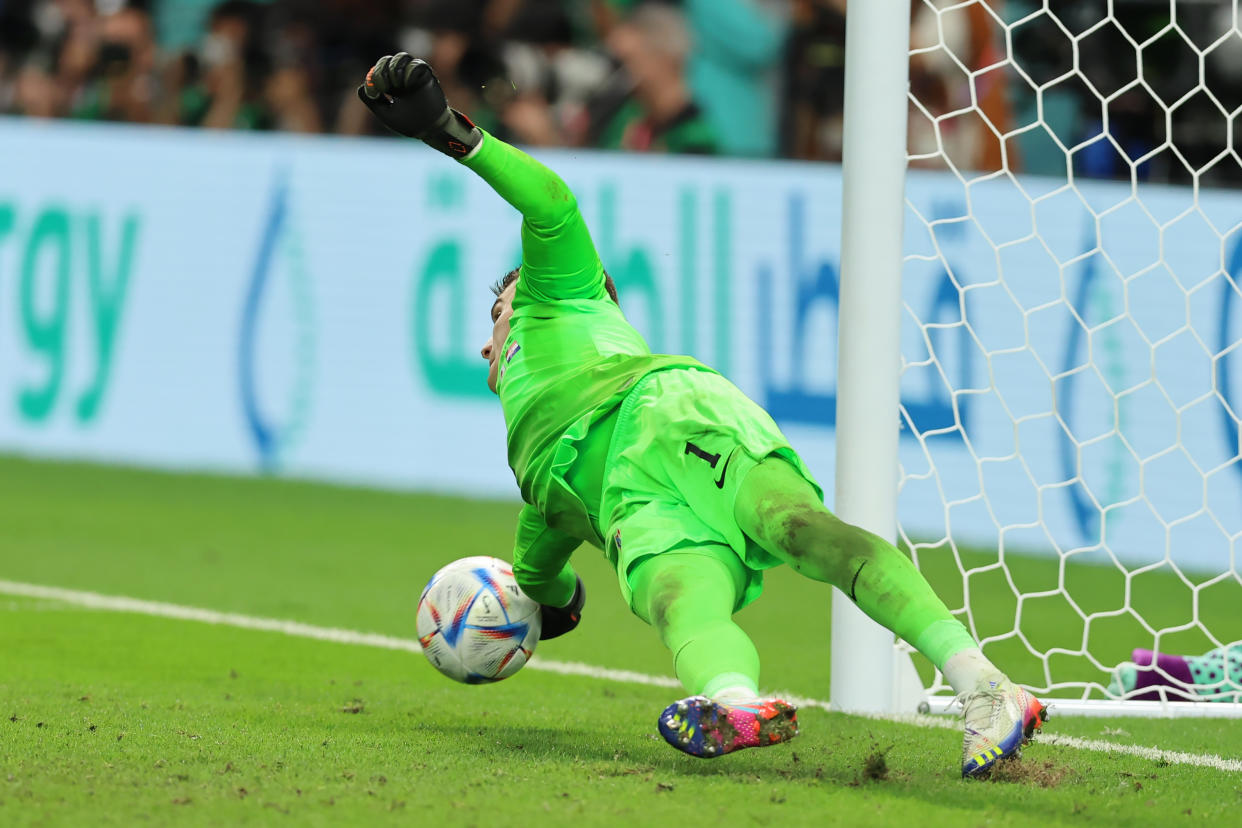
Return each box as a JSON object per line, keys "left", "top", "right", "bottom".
{"left": 0, "top": 0, "right": 1239, "bottom": 184}
{"left": 0, "top": 0, "right": 803, "bottom": 156}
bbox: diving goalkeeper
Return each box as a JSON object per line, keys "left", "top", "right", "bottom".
{"left": 359, "top": 54, "right": 1046, "bottom": 777}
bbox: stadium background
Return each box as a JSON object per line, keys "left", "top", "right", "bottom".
{"left": 4, "top": 1, "right": 1242, "bottom": 823}
{"left": 3, "top": 0, "right": 1241, "bottom": 570}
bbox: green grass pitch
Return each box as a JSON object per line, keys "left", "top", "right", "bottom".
{"left": 1, "top": 455, "right": 1239, "bottom": 826}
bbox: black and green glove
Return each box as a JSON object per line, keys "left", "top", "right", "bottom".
{"left": 357, "top": 53, "right": 482, "bottom": 158}
{"left": 539, "top": 575, "right": 585, "bottom": 640}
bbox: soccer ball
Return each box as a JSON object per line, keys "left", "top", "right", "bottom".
{"left": 416, "top": 556, "right": 542, "bottom": 684}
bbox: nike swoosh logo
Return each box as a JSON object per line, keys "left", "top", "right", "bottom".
{"left": 714, "top": 449, "right": 737, "bottom": 489}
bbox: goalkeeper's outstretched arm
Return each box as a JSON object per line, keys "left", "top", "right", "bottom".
{"left": 512, "top": 505, "right": 585, "bottom": 640}
{"left": 359, "top": 54, "right": 606, "bottom": 304}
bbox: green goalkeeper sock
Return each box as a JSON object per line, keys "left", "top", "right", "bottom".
{"left": 672, "top": 621, "right": 761, "bottom": 696}
{"left": 630, "top": 550, "right": 760, "bottom": 696}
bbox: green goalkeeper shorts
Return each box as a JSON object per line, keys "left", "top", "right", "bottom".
{"left": 599, "top": 367, "right": 824, "bottom": 613}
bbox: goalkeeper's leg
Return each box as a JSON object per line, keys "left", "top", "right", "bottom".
{"left": 733, "top": 456, "right": 1046, "bottom": 775}
{"left": 630, "top": 549, "right": 798, "bottom": 758}
{"left": 631, "top": 549, "right": 757, "bottom": 699}
{"left": 735, "top": 456, "right": 988, "bottom": 683}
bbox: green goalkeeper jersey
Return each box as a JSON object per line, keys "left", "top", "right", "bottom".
{"left": 461, "top": 132, "right": 709, "bottom": 601}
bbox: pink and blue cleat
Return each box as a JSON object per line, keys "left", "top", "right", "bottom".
{"left": 960, "top": 678, "right": 1048, "bottom": 777}
{"left": 658, "top": 695, "right": 799, "bottom": 758}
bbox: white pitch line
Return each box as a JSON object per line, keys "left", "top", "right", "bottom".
{"left": 0, "top": 579, "right": 423, "bottom": 653}
{"left": 1038, "top": 733, "right": 1242, "bottom": 772}
{"left": 827, "top": 711, "right": 1242, "bottom": 772}
{"left": 2, "top": 578, "right": 1239, "bottom": 774}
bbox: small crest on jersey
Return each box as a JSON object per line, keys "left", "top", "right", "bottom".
{"left": 613, "top": 529, "right": 622, "bottom": 550}
{"left": 499, "top": 342, "right": 522, "bottom": 382}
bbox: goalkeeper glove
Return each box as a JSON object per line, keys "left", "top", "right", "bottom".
{"left": 539, "top": 575, "right": 585, "bottom": 640}
{"left": 357, "top": 53, "right": 482, "bottom": 158}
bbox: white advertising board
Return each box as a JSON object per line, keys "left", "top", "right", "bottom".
{"left": 1, "top": 118, "right": 1239, "bottom": 572}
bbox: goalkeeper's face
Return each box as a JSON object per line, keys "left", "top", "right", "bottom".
{"left": 481, "top": 278, "right": 518, "bottom": 394}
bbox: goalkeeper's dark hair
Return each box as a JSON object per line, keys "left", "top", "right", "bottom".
{"left": 492, "top": 267, "right": 619, "bottom": 305}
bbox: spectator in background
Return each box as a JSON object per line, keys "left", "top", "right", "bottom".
{"left": 597, "top": 0, "right": 785, "bottom": 157}
{"left": 158, "top": 0, "right": 388, "bottom": 134}
{"left": 683, "top": 0, "right": 788, "bottom": 158}
{"left": 281, "top": 0, "right": 403, "bottom": 136}
{"left": 68, "top": 3, "right": 158, "bottom": 123}
{"left": 6, "top": 0, "right": 158, "bottom": 123}
{"left": 261, "top": 7, "right": 321, "bottom": 132}
{"left": 162, "top": 0, "right": 274, "bottom": 129}
{"left": 908, "top": 0, "right": 1015, "bottom": 174}
{"left": 1, "top": 0, "right": 46, "bottom": 115}
{"left": 585, "top": 2, "right": 717, "bottom": 154}
{"left": 2, "top": 0, "right": 1223, "bottom": 186}
{"left": 783, "top": 0, "right": 845, "bottom": 160}
{"left": 7, "top": 1, "right": 65, "bottom": 119}
{"left": 154, "top": 0, "right": 238, "bottom": 54}
{"left": 494, "top": 1, "right": 611, "bottom": 147}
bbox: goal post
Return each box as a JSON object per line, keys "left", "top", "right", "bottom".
{"left": 830, "top": 0, "right": 914, "bottom": 714}
{"left": 832, "top": 0, "right": 1242, "bottom": 717}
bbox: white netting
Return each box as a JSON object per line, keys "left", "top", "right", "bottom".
{"left": 898, "top": 0, "right": 1242, "bottom": 704}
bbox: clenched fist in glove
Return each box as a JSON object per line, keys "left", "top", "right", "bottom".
{"left": 357, "top": 53, "right": 482, "bottom": 158}
{"left": 539, "top": 575, "right": 585, "bottom": 640}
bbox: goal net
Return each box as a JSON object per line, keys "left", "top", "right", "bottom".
{"left": 894, "top": 0, "right": 1242, "bottom": 714}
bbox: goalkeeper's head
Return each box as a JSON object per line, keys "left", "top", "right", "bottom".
{"left": 480, "top": 267, "right": 619, "bottom": 393}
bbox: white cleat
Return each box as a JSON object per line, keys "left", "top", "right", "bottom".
{"left": 960, "top": 678, "right": 1048, "bottom": 778}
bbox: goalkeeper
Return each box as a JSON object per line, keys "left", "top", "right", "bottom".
{"left": 360, "top": 54, "right": 1046, "bottom": 776}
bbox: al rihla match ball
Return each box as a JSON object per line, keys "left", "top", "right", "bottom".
{"left": 416, "top": 556, "right": 541, "bottom": 684}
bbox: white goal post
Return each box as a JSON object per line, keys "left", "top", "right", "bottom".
{"left": 832, "top": 0, "right": 1242, "bottom": 717}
